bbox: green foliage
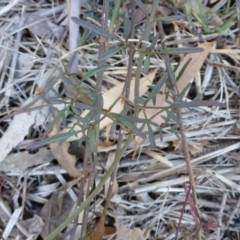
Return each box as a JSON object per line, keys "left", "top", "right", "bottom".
{"left": 37, "top": 0, "right": 229, "bottom": 239}
{"left": 71, "top": 17, "right": 119, "bottom": 40}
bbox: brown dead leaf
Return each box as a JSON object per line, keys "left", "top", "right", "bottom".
{"left": 104, "top": 226, "right": 117, "bottom": 235}
{"left": 61, "top": 67, "right": 159, "bottom": 142}
{"left": 143, "top": 149, "right": 174, "bottom": 167}
{"left": 49, "top": 115, "right": 82, "bottom": 178}
{"left": 86, "top": 215, "right": 105, "bottom": 240}
{"left": 172, "top": 140, "right": 208, "bottom": 155}
{"left": 135, "top": 41, "right": 215, "bottom": 144}
{"left": 211, "top": 45, "right": 240, "bottom": 61}
{"left": 175, "top": 41, "right": 215, "bottom": 85}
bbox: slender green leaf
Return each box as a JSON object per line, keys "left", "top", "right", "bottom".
{"left": 183, "top": 4, "right": 193, "bottom": 31}
{"left": 47, "top": 97, "right": 67, "bottom": 105}
{"left": 147, "top": 74, "right": 167, "bottom": 104}
{"left": 88, "top": 127, "right": 96, "bottom": 153}
{"left": 143, "top": 110, "right": 156, "bottom": 149}
{"left": 29, "top": 131, "right": 80, "bottom": 149}
{"left": 109, "top": 0, "right": 121, "bottom": 32}
{"left": 134, "top": 0, "right": 149, "bottom": 16}
{"left": 109, "top": 121, "right": 118, "bottom": 135}
{"left": 172, "top": 126, "right": 181, "bottom": 140}
{"left": 108, "top": 113, "right": 146, "bottom": 139}
{"left": 75, "top": 102, "right": 98, "bottom": 111}
{"left": 165, "top": 109, "right": 180, "bottom": 123}
{"left": 0, "top": 101, "right": 46, "bottom": 123}
{"left": 158, "top": 47, "right": 204, "bottom": 55}
{"left": 158, "top": 126, "right": 163, "bottom": 141}
{"left": 80, "top": 29, "right": 89, "bottom": 45}
{"left": 70, "top": 104, "right": 80, "bottom": 115}
{"left": 74, "top": 115, "right": 88, "bottom": 124}
{"left": 93, "top": 91, "right": 104, "bottom": 109}
{"left": 177, "top": 83, "right": 192, "bottom": 99}
{"left": 78, "top": 86, "right": 92, "bottom": 95}
{"left": 71, "top": 17, "right": 119, "bottom": 40}
{"left": 149, "top": 0, "right": 159, "bottom": 20}
{"left": 151, "top": 15, "right": 183, "bottom": 22}
{"left": 143, "top": 55, "right": 151, "bottom": 74}
{"left": 121, "top": 120, "right": 146, "bottom": 139}
{"left": 164, "top": 56, "right": 177, "bottom": 87}
{"left": 61, "top": 74, "right": 76, "bottom": 87}
{"left": 161, "top": 114, "right": 170, "bottom": 123}
{"left": 174, "top": 83, "right": 191, "bottom": 103}
{"left": 146, "top": 33, "right": 159, "bottom": 51}
{"left": 99, "top": 46, "right": 123, "bottom": 61}
{"left": 119, "top": 115, "right": 147, "bottom": 123}
{"left": 165, "top": 99, "right": 174, "bottom": 106}
{"left": 46, "top": 81, "right": 59, "bottom": 95}
{"left": 124, "top": 15, "right": 131, "bottom": 39}
{"left": 108, "top": 112, "right": 120, "bottom": 122}
{"left": 175, "top": 59, "right": 192, "bottom": 82}
{"left": 22, "top": 102, "right": 46, "bottom": 113}
{"left": 147, "top": 121, "right": 156, "bottom": 149}
{"left": 135, "top": 96, "right": 145, "bottom": 104}
{"left": 82, "top": 65, "right": 110, "bottom": 81}
{"left": 168, "top": 89, "right": 178, "bottom": 98}
{"left": 46, "top": 108, "right": 68, "bottom": 133}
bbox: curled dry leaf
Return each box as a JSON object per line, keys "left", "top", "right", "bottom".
{"left": 0, "top": 148, "right": 53, "bottom": 173}
{"left": 25, "top": 12, "right": 64, "bottom": 40}
{"left": 116, "top": 225, "right": 145, "bottom": 240}
{"left": 15, "top": 53, "right": 35, "bottom": 78}
{"left": 135, "top": 41, "right": 215, "bottom": 144}
{"left": 0, "top": 68, "right": 58, "bottom": 163}
{"left": 61, "top": 67, "right": 159, "bottom": 142}
{"left": 49, "top": 116, "right": 83, "bottom": 177}
{"left": 20, "top": 215, "right": 44, "bottom": 239}
{"left": 0, "top": 98, "right": 41, "bottom": 163}
{"left": 130, "top": 0, "right": 171, "bottom": 26}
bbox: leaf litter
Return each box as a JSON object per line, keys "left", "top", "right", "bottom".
{"left": 0, "top": 0, "right": 240, "bottom": 240}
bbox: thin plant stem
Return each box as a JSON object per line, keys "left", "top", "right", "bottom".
{"left": 157, "top": 20, "right": 201, "bottom": 239}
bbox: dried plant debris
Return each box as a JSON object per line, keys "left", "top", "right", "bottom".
{"left": 40, "top": 178, "right": 81, "bottom": 239}
{"left": 0, "top": 0, "right": 240, "bottom": 239}
{"left": 49, "top": 114, "right": 83, "bottom": 178}
{"left": 0, "top": 148, "right": 53, "bottom": 173}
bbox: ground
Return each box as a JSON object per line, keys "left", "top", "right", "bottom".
{"left": 0, "top": 1, "right": 240, "bottom": 240}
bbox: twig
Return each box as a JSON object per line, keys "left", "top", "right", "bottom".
{"left": 67, "top": 0, "right": 81, "bottom": 75}
{"left": 157, "top": 20, "right": 201, "bottom": 239}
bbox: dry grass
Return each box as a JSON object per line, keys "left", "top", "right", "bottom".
{"left": 0, "top": 0, "right": 240, "bottom": 240}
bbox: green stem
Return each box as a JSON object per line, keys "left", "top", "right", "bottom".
{"left": 44, "top": 136, "right": 133, "bottom": 240}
